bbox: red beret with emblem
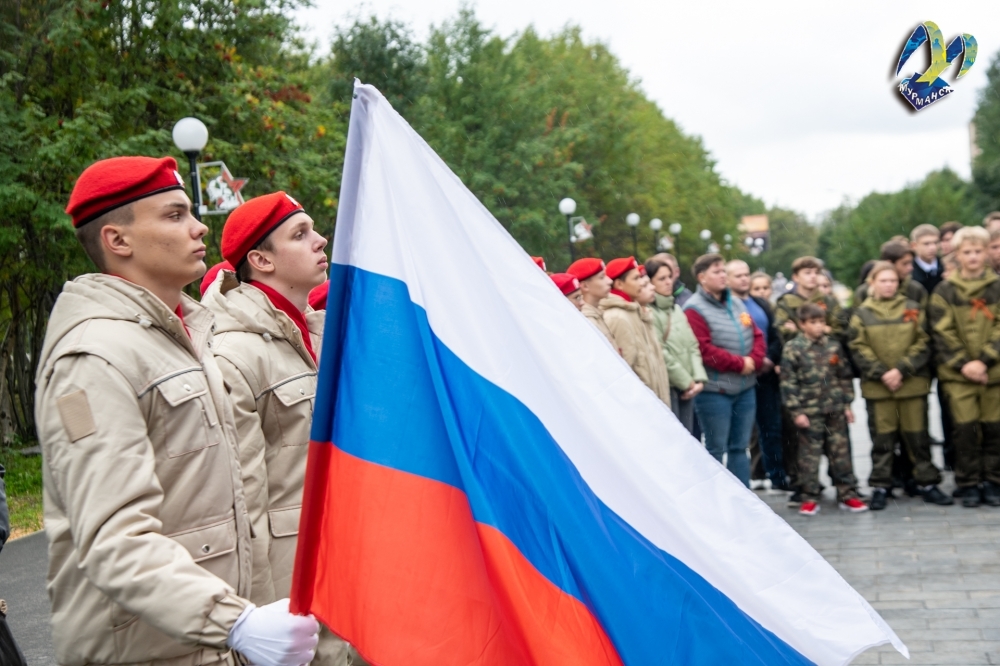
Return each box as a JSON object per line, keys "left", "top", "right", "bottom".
{"left": 605, "top": 257, "right": 639, "bottom": 281}
{"left": 550, "top": 273, "right": 581, "bottom": 296}
{"left": 308, "top": 280, "right": 330, "bottom": 311}
{"left": 199, "top": 260, "right": 233, "bottom": 297}
{"left": 531, "top": 256, "right": 547, "bottom": 271}
{"left": 566, "top": 257, "right": 606, "bottom": 282}
{"left": 66, "top": 156, "right": 187, "bottom": 228}
{"left": 221, "top": 191, "right": 304, "bottom": 268}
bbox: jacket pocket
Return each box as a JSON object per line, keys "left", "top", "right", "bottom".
{"left": 168, "top": 519, "right": 237, "bottom": 563}
{"left": 153, "top": 370, "right": 222, "bottom": 457}
{"left": 267, "top": 373, "right": 316, "bottom": 447}
{"left": 268, "top": 505, "right": 301, "bottom": 538}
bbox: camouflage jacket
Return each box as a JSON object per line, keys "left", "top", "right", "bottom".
{"left": 775, "top": 286, "right": 848, "bottom": 346}
{"left": 780, "top": 333, "right": 855, "bottom": 416}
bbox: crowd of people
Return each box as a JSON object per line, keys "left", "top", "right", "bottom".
{"left": 546, "top": 212, "right": 1000, "bottom": 517}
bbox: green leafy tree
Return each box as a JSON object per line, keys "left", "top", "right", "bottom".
{"left": 0, "top": 0, "right": 346, "bottom": 443}
{"left": 973, "top": 48, "right": 1000, "bottom": 214}
{"left": 751, "top": 208, "right": 818, "bottom": 278}
{"left": 817, "top": 169, "right": 978, "bottom": 286}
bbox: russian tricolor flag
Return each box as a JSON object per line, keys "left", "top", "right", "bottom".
{"left": 290, "top": 82, "right": 907, "bottom": 665}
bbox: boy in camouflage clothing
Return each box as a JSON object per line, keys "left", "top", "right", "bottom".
{"left": 929, "top": 226, "right": 1000, "bottom": 508}
{"left": 781, "top": 303, "right": 868, "bottom": 516}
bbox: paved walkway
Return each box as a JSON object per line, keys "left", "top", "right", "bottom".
{"left": 3, "top": 383, "right": 1000, "bottom": 664}
{"left": 757, "top": 382, "right": 1000, "bottom": 664}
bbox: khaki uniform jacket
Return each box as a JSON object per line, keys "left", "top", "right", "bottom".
{"left": 581, "top": 302, "right": 616, "bottom": 349}
{"left": 848, "top": 294, "right": 931, "bottom": 400}
{"left": 600, "top": 294, "right": 671, "bottom": 407}
{"left": 929, "top": 270, "right": 1000, "bottom": 384}
{"left": 202, "top": 276, "right": 323, "bottom": 604}
{"left": 854, "top": 277, "right": 928, "bottom": 310}
{"left": 775, "top": 287, "right": 848, "bottom": 345}
{"left": 34, "top": 275, "right": 252, "bottom": 666}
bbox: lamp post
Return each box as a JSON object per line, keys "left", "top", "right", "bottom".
{"left": 559, "top": 197, "right": 577, "bottom": 263}
{"left": 669, "top": 222, "right": 682, "bottom": 258}
{"left": 626, "top": 212, "right": 640, "bottom": 257}
{"left": 699, "top": 229, "right": 712, "bottom": 246}
{"left": 649, "top": 218, "right": 662, "bottom": 253}
{"left": 172, "top": 117, "right": 209, "bottom": 221}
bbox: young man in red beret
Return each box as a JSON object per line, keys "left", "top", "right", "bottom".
{"left": 551, "top": 272, "right": 584, "bottom": 310}
{"left": 202, "top": 192, "right": 350, "bottom": 665}
{"left": 600, "top": 257, "right": 672, "bottom": 407}
{"left": 567, "top": 257, "right": 616, "bottom": 346}
{"left": 35, "top": 157, "right": 318, "bottom": 666}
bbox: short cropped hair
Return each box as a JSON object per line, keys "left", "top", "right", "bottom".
{"left": 940, "top": 221, "right": 964, "bottom": 237}
{"left": 791, "top": 256, "right": 824, "bottom": 275}
{"left": 797, "top": 303, "right": 826, "bottom": 322}
{"left": 951, "top": 226, "right": 989, "bottom": 250}
{"left": 910, "top": 224, "right": 939, "bottom": 242}
{"left": 74, "top": 204, "right": 135, "bottom": 272}
{"left": 880, "top": 240, "right": 914, "bottom": 263}
{"left": 984, "top": 211, "right": 1000, "bottom": 227}
{"left": 692, "top": 253, "right": 724, "bottom": 279}
{"left": 749, "top": 271, "right": 771, "bottom": 285}
{"left": 866, "top": 260, "right": 898, "bottom": 285}
{"left": 990, "top": 228, "right": 1000, "bottom": 242}
{"left": 236, "top": 235, "right": 277, "bottom": 282}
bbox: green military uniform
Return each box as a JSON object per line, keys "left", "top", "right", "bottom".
{"left": 848, "top": 293, "right": 940, "bottom": 489}
{"left": 928, "top": 270, "right": 1000, "bottom": 490}
{"left": 775, "top": 285, "right": 849, "bottom": 490}
{"left": 780, "top": 332, "right": 859, "bottom": 501}
{"left": 854, "top": 277, "right": 928, "bottom": 310}
{"left": 775, "top": 286, "right": 848, "bottom": 345}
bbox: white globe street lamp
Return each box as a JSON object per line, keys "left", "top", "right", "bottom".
{"left": 744, "top": 236, "right": 754, "bottom": 247}
{"left": 626, "top": 213, "right": 640, "bottom": 256}
{"left": 172, "top": 117, "right": 209, "bottom": 221}
{"left": 699, "top": 229, "right": 712, "bottom": 241}
{"left": 559, "top": 198, "right": 578, "bottom": 262}
{"left": 669, "top": 222, "right": 682, "bottom": 236}
{"left": 649, "top": 218, "right": 663, "bottom": 255}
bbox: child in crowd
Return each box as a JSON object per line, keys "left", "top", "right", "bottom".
{"left": 816, "top": 271, "right": 833, "bottom": 297}
{"left": 989, "top": 229, "right": 1000, "bottom": 275}
{"left": 939, "top": 221, "right": 964, "bottom": 256}
{"left": 780, "top": 303, "right": 867, "bottom": 515}
{"left": 551, "top": 273, "right": 584, "bottom": 310}
{"left": 910, "top": 224, "right": 944, "bottom": 295}
{"left": 848, "top": 261, "right": 952, "bottom": 510}
{"left": 929, "top": 226, "right": 1000, "bottom": 508}
{"left": 749, "top": 271, "right": 773, "bottom": 302}
{"left": 855, "top": 241, "right": 927, "bottom": 307}
{"left": 775, "top": 257, "right": 847, "bottom": 345}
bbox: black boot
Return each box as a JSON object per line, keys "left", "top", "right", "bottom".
{"left": 983, "top": 482, "right": 1000, "bottom": 507}
{"left": 903, "top": 479, "right": 921, "bottom": 498}
{"left": 962, "top": 485, "right": 982, "bottom": 508}
{"left": 922, "top": 485, "right": 954, "bottom": 506}
{"left": 870, "top": 488, "right": 888, "bottom": 511}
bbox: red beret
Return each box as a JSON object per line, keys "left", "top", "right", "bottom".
{"left": 566, "top": 258, "right": 606, "bottom": 282}
{"left": 606, "top": 257, "right": 639, "bottom": 281}
{"left": 199, "top": 260, "right": 233, "bottom": 296}
{"left": 637, "top": 264, "right": 647, "bottom": 277}
{"left": 221, "top": 191, "right": 304, "bottom": 267}
{"left": 550, "top": 273, "right": 581, "bottom": 296}
{"left": 66, "top": 156, "right": 186, "bottom": 228}
{"left": 531, "top": 256, "right": 547, "bottom": 271}
{"left": 308, "top": 280, "right": 330, "bottom": 311}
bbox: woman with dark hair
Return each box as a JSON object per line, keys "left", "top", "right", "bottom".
{"left": 645, "top": 259, "right": 707, "bottom": 435}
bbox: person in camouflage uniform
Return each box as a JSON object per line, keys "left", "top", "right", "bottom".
{"left": 775, "top": 256, "right": 849, "bottom": 502}
{"left": 780, "top": 303, "right": 867, "bottom": 515}
{"left": 853, "top": 240, "right": 928, "bottom": 309}
{"left": 929, "top": 226, "right": 1000, "bottom": 508}
{"left": 849, "top": 261, "right": 952, "bottom": 510}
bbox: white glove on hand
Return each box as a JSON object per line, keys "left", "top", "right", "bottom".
{"left": 228, "top": 598, "right": 320, "bottom": 666}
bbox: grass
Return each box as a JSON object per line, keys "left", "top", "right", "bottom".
{"left": 1, "top": 446, "right": 44, "bottom": 539}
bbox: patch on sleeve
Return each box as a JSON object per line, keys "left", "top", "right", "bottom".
{"left": 56, "top": 390, "right": 96, "bottom": 443}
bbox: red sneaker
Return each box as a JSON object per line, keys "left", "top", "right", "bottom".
{"left": 840, "top": 497, "right": 869, "bottom": 513}
{"left": 799, "top": 501, "right": 819, "bottom": 516}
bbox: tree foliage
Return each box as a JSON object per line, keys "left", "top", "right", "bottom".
{"left": 974, "top": 48, "right": 1000, "bottom": 214}
{"left": 749, "top": 208, "right": 817, "bottom": 278}
{"left": 817, "top": 169, "right": 979, "bottom": 286}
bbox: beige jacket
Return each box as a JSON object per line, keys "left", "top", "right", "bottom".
{"left": 202, "top": 276, "right": 323, "bottom": 604}
{"left": 581, "top": 303, "right": 617, "bottom": 349}
{"left": 600, "top": 294, "right": 672, "bottom": 407}
{"left": 34, "top": 275, "right": 252, "bottom": 666}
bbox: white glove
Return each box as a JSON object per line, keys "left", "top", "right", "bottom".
{"left": 227, "top": 598, "right": 320, "bottom": 666}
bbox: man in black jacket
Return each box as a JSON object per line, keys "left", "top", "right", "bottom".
{"left": 728, "top": 261, "right": 788, "bottom": 489}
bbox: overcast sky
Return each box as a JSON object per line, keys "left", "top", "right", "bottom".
{"left": 294, "top": 1, "right": 998, "bottom": 220}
